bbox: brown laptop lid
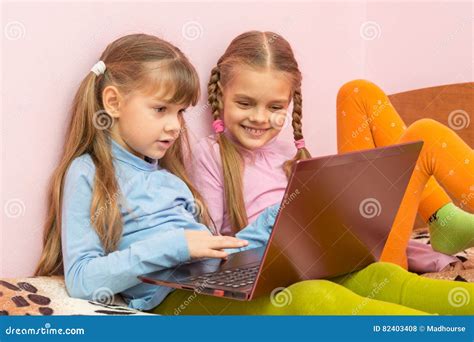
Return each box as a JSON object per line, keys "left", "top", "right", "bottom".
{"left": 251, "top": 141, "right": 423, "bottom": 299}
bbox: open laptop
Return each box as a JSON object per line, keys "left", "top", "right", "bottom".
{"left": 139, "top": 140, "right": 423, "bottom": 300}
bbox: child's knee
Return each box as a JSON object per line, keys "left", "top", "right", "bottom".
{"left": 337, "top": 79, "right": 381, "bottom": 102}
{"left": 368, "top": 261, "right": 408, "bottom": 274}
{"left": 403, "top": 118, "right": 446, "bottom": 143}
{"left": 363, "top": 262, "right": 415, "bottom": 284}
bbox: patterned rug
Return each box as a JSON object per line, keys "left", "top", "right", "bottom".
{"left": 411, "top": 227, "right": 474, "bottom": 282}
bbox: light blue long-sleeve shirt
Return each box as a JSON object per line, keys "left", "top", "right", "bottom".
{"left": 61, "top": 138, "right": 279, "bottom": 311}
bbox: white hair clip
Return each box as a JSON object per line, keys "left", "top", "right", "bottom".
{"left": 91, "top": 60, "right": 106, "bottom": 76}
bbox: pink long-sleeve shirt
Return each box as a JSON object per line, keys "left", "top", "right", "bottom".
{"left": 190, "top": 133, "right": 294, "bottom": 235}
{"left": 190, "top": 133, "right": 458, "bottom": 273}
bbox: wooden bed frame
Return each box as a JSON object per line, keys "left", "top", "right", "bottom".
{"left": 388, "top": 82, "right": 473, "bottom": 227}
{"left": 389, "top": 82, "right": 473, "bottom": 147}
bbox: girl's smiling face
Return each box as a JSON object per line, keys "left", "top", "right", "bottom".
{"left": 221, "top": 67, "right": 292, "bottom": 150}
{"left": 103, "top": 86, "right": 186, "bottom": 160}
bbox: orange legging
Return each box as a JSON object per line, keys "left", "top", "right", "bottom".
{"left": 336, "top": 79, "right": 473, "bottom": 268}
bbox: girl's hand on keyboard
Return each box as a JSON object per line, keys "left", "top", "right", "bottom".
{"left": 184, "top": 231, "right": 249, "bottom": 259}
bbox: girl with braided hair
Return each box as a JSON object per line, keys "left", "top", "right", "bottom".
{"left": 153, "top": 30, "right": 474, "bottom": 315}
{"left": 194, "top": 31, "right": 472, "bottom": 267}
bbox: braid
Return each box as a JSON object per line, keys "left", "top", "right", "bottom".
{"left": 208, "top": 66, "right": 222, "bottom": 119}
{"left": 283, "top": 88, "right": 312, "bottom": 177}
{"left": 207, "top": 65, "right": 248, "bottom": 234}
{"left": 291, "top": 88, "right": 304, "bottom": 140}
{"left": 204, "top": 31, "right": 310, "bottom": 232}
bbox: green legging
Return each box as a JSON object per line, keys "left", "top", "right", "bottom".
{"left": 150, "top": 262, "right": 473, "bottom": 315}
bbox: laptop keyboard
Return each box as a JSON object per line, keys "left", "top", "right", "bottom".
{"left": 187, "top": 265, "right": 260, "bottom": 288}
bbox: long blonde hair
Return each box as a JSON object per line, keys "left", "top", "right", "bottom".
{"left": 208, "top": 31, "right": 311, "bottom": 234}
{"left": 35, "top": 33, "right": 211, "bottom": 276}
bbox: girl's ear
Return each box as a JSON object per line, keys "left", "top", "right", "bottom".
{"left": 102, "top": 85, "right": 123, "bottom": 118}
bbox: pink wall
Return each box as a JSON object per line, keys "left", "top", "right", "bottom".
{"left": 1, "top": 1, "right": 472, "bottom": 277}
{"left": 364, "top": 1, "right": 473, "bottom": 93}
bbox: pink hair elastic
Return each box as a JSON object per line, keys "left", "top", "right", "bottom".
{"left": 294, "top": 138, "right": 306, "bottom": 149}
{"left": 212, "top": 119, "right": 225, "bottom": 133}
